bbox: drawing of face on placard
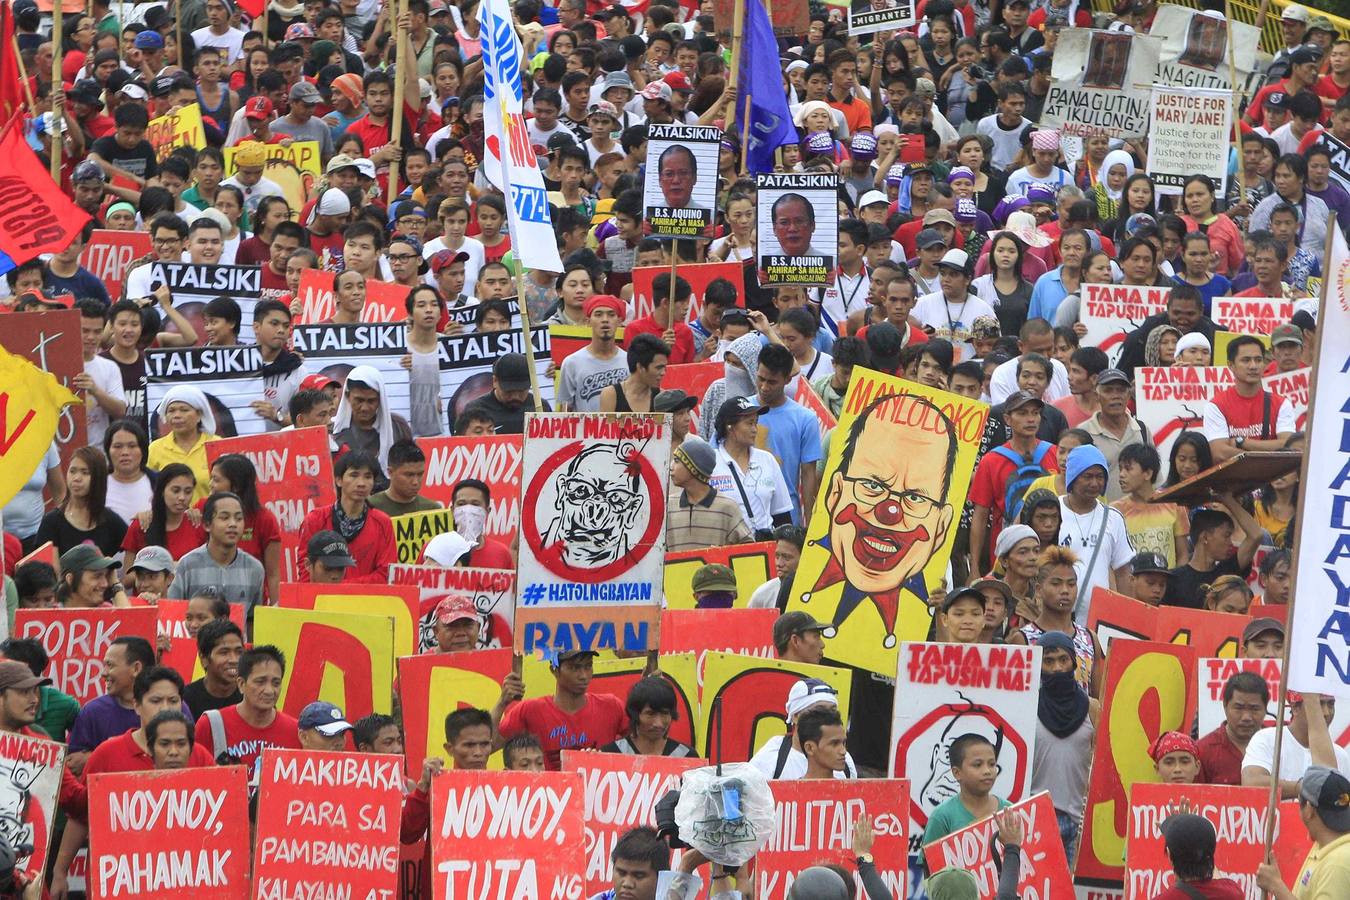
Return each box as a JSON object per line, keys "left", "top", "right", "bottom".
{"left": 0, "top": 759, "right": 46, "bottom": 872}
{"left": 541, "top": 441, "right": 653, "bottom": 570}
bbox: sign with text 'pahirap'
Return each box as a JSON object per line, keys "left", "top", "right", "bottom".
{"left": 756, "top": 172, "right": 838, "bottom": 286}
{"left": 644, "top": 124, "right": 721, "bottom": 239}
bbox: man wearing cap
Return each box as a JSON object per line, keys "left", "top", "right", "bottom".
{"left": 1266, "top": 323, "right": 1306, "bottom": 376}
{"left": 126, "top": 546, "right": 176, "bottom": 604}
{"left": 494, "top": 650, "right": 626, "bottom": 770}
{"left": 191, "top": 0, "right": 245, "bottom": 63}
{"left": 454, "top": 353, "right": 552, "bottom": 435}
{"left": 1126, "top": 552, "right": 1171, "bottom": 606}
{"left": 298, "top": 700, "right": 354, "bottom": 751}
{"left": 270, "top": 80, "right": 335, "bottom": 158}
{"left": 750, "top": 678, "right": 857, "bottom": 780}
{"left": 709, "top": 395, "right": 792, "bottom": 538}
{"left": 1077, "top": 368, "right": 1147, "bottom": 500}
{"left": 1264, "top": 3, "right": 1312, "bottom": 81}
{"left": 1058, "top": 445, "right": 1135, "bottom": 617}
{"left": 689, "top": 564, "right": 739, "bottom": 609}
{"left": 913, "top": 249, "right": 997, "bottom": 357}
{"left": 1148, "top": 813, "right": 1244, "bottom": 899}
{"left": 304, "top": 530, "right": 355, "bottom": 583}
{"left": 667, "top": 436, "right": 754, "bottom": 552}
{"left": 654, "top": 390, "right": 696, "bottom": 448}
{"left": 558, "top": 295, "right": 628, "bottom": 412}
{"left": 969, "top": 390, "right": 1058, "bottom": 576}
{"left": 774, "top": 611, "right": 827, "bottom": 665}
{"left": 1251, "top": 44, "right": 1322, "bottom": 129}
{"left": 58, "top": 544, "right": 128, "bottom": 608}
{"left": 428, "top": 596, "right": 480, "bottom": 652}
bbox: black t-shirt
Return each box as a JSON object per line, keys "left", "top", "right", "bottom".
{"left": 1165, "top": 557, "right": 1243, "bottom": 609}
{"left": 451, "top": 392, "right": 552, "bottom": 435}
{"left": 35, "top": 508, "right": 128, "bottom": 557}
{"left": 101, "top": 351, "right": 146, "bottom": 425}
{"left": 182, "top": 679, "right": 242, "bottom": 720}
{"left": 90, "top": 135, "right": 159, "bottom": 180}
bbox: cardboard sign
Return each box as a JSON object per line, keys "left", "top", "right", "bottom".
{"left": 80, "top": 230, "right": 152, "bottom": 300}
{"left": 757, "top": 779, "right": 910, "bottom": 900}
{"left": 392, "top": 508, "right": 455, "bottom": 565}
{"left": 1213, "top": 297, "right": 1295, "bottom": 338}
{"left": 1313, "top": 130, "right": 1350, "bottom": 192}
{"left": 429, "top": 770, "right": 586, "bottom": 900}
{"left": 1074, "top": 641, "right": 1198, "bottom": 891}
{"left": 1146, "top": 86, "right": 1231, "bottom": 195}
{"left": 389, "top": 563, "right": 516, "bottom": 652}
{"left": 146, "top": 103, "right": 205, "bottom": 162}
{"left": 515, "top": 413, "right": 670, "bottom": 655}
{"left": 659, "top": 361, "right": 723, "bottom": 437}
{"left": 205, "top": 427, "right": 336, "bottom": 581}
{"left": 1261, "top": 367, "right": 1309, "bottom": 431}
{"left": 796, "top": 380, "right": 839, "bottom": 442}
{"left": 1087, "top": 587, "right": 1154, "bottom": 655}
{"left": 290, "top": 323, "right": 416, "bottom": 422}
{"left": 292, "top": 269, "right": 410, "bottom": 324}
{"left": 1154, "top": 606, "right": 1245, "bottom": 659}
{"left": 560, "top": 752, "right": 704, "bottom": 896}
{"left": 398, "top": 649, "right": 513, "bottom": 777}
{"left": 16, "top": 541, "right": 57, "bottom": 572}
{"left": 253, "top": 749, "right": 404, "bottom": 900}
{"left": 277, "top": 581, "right": 419, "bottom": 661}
{"left": 1196, "top": 657, "right": 1350, "bottom": 748}
{"left": 713, "top": 0, "right": 808, "bottom": 37}
{"left": 417, "top": 434, "right": 523, "bottom": 546}
{"left": 643, "top": 124, "right": 721, "bottom": 239}
{"left": 1078, "top": 284, "right": 1171, "bottom": 366}
{"left": 659, "top": 608, "right": 777, "bottom": 685}
{"left": 155, "top": 599, "right": 246, "bottom": 684}
{"left": 144, "top": 346, "right": 270, "bottom": 438}
{"left": 1042, "top": 30, "right": 1160, "bottom": 138}
{"left": 222, "top": 141, "right": 321, "bottom": 216}
{"left": 15, "top": 608, "right": 157, "bottom": 705}
{"left": 1150, "top": 5, "right": 1260, "bottom": 91}
{"left": 0, "top": 731, "right": 65, "bottom": 887}
{"left": 1135, "top": 366, "right": 1233, "bottom": 483}
{"left": 697, "top": 652, "right": 852, "bottom": 761}
{"left": 922, "top": 792, "right": 1073, "bottom": 900}
{"left": 252, "top": 606, "right": 396, "bottom": 721}
{"left": 0, "top": 309, "right": 87, "bottom": 474}
{"left": 756, "top": 173, "right": 838, "bottom": 287}
{"left": 787, "top": 368, "right": 988, "bottom": 676}
{"left": 663, "top": 541, "right": 777, "bottom": 609}
{"left": 631, "top": 262, "right": 745, "bottom": 326}
{"left": 86, "top": 765, "right": 250, "bottom": 899}
{"left": 848, "top": 0, "right": 915, "bottom": 36}
{"left": 890, "top": 642, "right": 1041, "bottom": 849}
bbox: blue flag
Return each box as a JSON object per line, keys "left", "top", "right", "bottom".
{"left": 735, "top": 0, "right": 797, "bottom": 174}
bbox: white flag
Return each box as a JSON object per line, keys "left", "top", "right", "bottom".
{"left": 481, "top": 0, "right": 564, "bottom": 274}
{"left": 1288, "top": 224, "right": 1350, "bottom": 698}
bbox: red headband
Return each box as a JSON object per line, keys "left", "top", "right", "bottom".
{"left": 583, "top": 294, "right": 627, "bottom": 319}
{"left": 1149, "top": 731, "right": 1200, "bottom": 762}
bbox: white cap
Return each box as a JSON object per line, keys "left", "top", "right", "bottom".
{"left": 307, "top": 187, "right": 352, "bottom": 225}
{"left": 119, "top": 83, "right": 149, "bottom": 101}
{"left": 198, "top": 207, "right": 232, "bottom": 233}
{"left": 354, "top": 158, "right": 376, "bottom": 179}
{"left": 859, "top": 190, "right": 888, "bottom": 208}
{"left": 785, "top": 678, "right": 839, "bottom": 722}
{"left": 1175, "top": 332, "right": 1211, "bottom": 357}
{"left": 419, "top": 77, "right": 433, "bottom": 99}
{"left": 423, "top": 532, "right": 472, "bottom": 567}
{"left": 1282, "top": 4, "right": 1309, "bottom": 21}
{"left": 937, "top": 248, "right": 969, "bottom": 271}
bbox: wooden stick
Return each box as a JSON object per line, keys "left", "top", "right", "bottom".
{"left": 50, "top": 0, "right": 63, "bottom": 182}
{"left": 727, "top": 0, "right": 745, "bottom": 95}
{"left": 12, "top": 34, "right": 38, "bottom": 118}
{"left": 739, "top": 92, "right": 751, "bottom": 176}
{"left": 1224, "top": 0, "right": 1246, "bottom": 194}
{"left": 386, "top": 0, "right": 408, "bottom": 206}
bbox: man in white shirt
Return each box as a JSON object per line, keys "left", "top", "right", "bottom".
{"left": 1242, "top": 692, "right": 1350, "bottom": 796}
{"left": 989, "top": 318, "right": 1071, "bottom": 403}
{"left": 749, "top": 678, "right": 857, "bottom": 780}
{"left": 976, "top": 83, "right": 1033, "bottom": 173}
{"left": 912, "top": 249, "right": 996, "bottom": 359}
{"left": 190, "top": 0, "right": 246, "bottom": 63}
{"left": 76, "top": 299, "right": 128, "bottom": 447}
{"left": 1059, "top": 444, "right": 1134, "bottom": 620}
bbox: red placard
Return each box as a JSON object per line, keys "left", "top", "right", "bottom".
{"left": 155, "top": 599, "right": 246, "bottom": 683}
{"left": 1086, "top": 587, "right": 1154, "bottom": 656}
{"left": 630, "top": 262, "right": 744, "bottom": 324}
{"left": 388, "top": 564, "right": 516, "bottom": 652}
{"left": 1248, "top": 603, "right": 1288, "bottom": 621}
{"left": 659, "top": 608, "right": 776, "bottom": 684}
{"left": 294, "top": 270, "right": 409, "bottom": 323}
{"left": 398, "top": 649, "right": 513, "bottom": 777}
{"left": 253, "top": 749, "right": 404, "bottom": 900}
{"left": 660, "top": 361, "right": 722, "bottom": 437}
{"left": 80, "top": 230, "right": 152, "bottom": 300}
{"left": 85, "top": 765, "right": 251, "bottom": 900}
{"left": 17, "top": 541, "right": 57, "bottom": 571}
{"left": 417, "top": 433, "right": 522, "bottom": 546}
{"left": 560, "top": 752, "right": 704, "bottom": 896}
{"left": 0, "top": 309, "right": 87, "bottom": 477}
{"left": 1154, "top": 606, "right": 1246, "bottom": 659}
{"left": 1074, "top": 641, "right": 1198, "bottom": 890}
{"left": 757, "top": 779, "right": 911, "bottom": 900}
{"left": 795, "top": 380, "right": 838, "bottom": 441}
{"left": 205, "top": 427, "right": 336, "bottom": 582}
{"left": 923, "top": 792, "right": 1073, "bottom": 900}
{"left": 15, "top": 608, "right": 158, "bottom": 705}
{"left": 429, "top": 770, "right": 586, "bottom": 900}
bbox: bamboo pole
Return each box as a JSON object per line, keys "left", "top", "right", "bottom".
{"left": 386, "top": 0, "right": 407, "bottom": 205}
{"left": 13, "top": 34, "right": 38, "bottom": 118}
{"left": 726, "top": 0, "right": 745, "bottom": 94}
{"left": 50, "top": 0, "right": 64, "bottom": 182}
{"left": 1225, "top": 0, "right": 1246, "bottom": 195}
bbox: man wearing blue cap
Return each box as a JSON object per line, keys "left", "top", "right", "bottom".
{"left": 298, "top": 701, "right": 354, "bottom": 751}
{"left": 1059, "top": 443, "right": 1134, "bottom": 619}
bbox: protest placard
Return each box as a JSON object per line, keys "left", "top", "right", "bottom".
{"left": 155, "top": 599, "right": 247, "bottom": 683}
{"left": 80, "top": 230, "right": 152, "bottom": 301}
{"left": 1146, "top": 86, "right": 1231, "bottom": 195}
{"left": 290, "top": 323, "right": 416, "bottom": 421}
{"left": 1135, "top": 366, "right": 1233, "bottom": 483}
{"left": 1078, "top": 284, "right": 1171, "bottom": 366}
{"left": 138, "top": 262, "right": 263, "bottom": 342}
{"left": 252, "top": 606, "right": 396, "bottom": 721}
{"left": 1154, "top": 606, "right": 1246, "bottom": 659}
{"left": 15, "top": 608, "right": 157, "bottom": 705}
{"left": 292, "top": 269, "right": 411, "bottom": 324}
{"left": 1213, "top": 297, "right": 1295, "bottom": 337}
{"left": 560, "top": 752, "right": 704, "bottom": 895}
{"left": 222, "top": 141, "right": 321, "bottom": 215}
{"left": 757, "top": 173, "right": 839, "bottom": 286}
{"left": 429, "top": 770, "right": 586, "bottom": 900}
{"left": 253, "top": 748, "right": 404, "bottom": 900}
{"left": 417, "top": 434, "right": 522, "bottom": 545}
{"left": 205, "top": 427, "right": 335, "bottom": 580}
{"left": 1150, "top": 5, "right": 1259, "bottom": 91}
{"left": 1313, "top": 130, "right": 1350, "bottom": 192}
{"left": 398, "top": 649, "right": 513, "bottom": 776}
{"left": 441, "top": 324, "right": 557, "bottom": 422}
{"left": 890, "top": 642, "right": 1041, "bottom": 849}
{"left": 278, "top": 581, "right": 420, "bottom": 661}
{"left": 1042, "top": 30, "right": 1159, "bottom": 138}
{"left": 757, "top": 779, "right": 910, "bottom": 900}
{"left": 660, "top": 361, "right": 723, "bottom": 437}
{"left": 787, "top": 368, "right": 988, "bottom": 676}
{"left": 848, "top": 0, "right": 915, "bottom": 35}
{"left": 1125, "top": 783, "right": 1287, "bottom": 899}
{"left": 922, "top": 792, "right": 1073, "bottom": 900}
{"left": 1087, "top": 587, "right": 1154, "bottom": 655}
{"left": 143, "top": 346, "right": 270, "bottom": 438}
{"left": 0, "top": 309, "right": 87, "bottom": 470}
{"left": 392, "top": 508, "right": 455, "bottom": 565}
{"left": 515, "top": 413, "right": 670, "bottom": 655}
{"left": 390, "top": 564, "right": 516, "bottom": 651}
{"left": 86, "top": 765, "right": 249, "bottom": 899}
{"left": 631, "top": 262, "right": 744, "bottom": 325}
{"left": 796, "top": 381, "right": 839, "bottom": 441}
{"left": 663, "top": 541, "right": 776, "bottom": 609}
{"left": 644, "top": 124, "right": 720, "bottom": 239}
{"left": 1262, "top": 367, "right": 1309, "bottom": 431}
{"left": 698, "top": 652, "right": 852, "bottom": 760}
{"left": 0, "top": 731, "right": 65, "bottom": 888}
{"left": 659, "top": 608, "right": 776, "bottom": 685}
{"left": 713, "top": 0, "right": 807, "bottom": 36}
{"left": 1075, "top": 641, "right": 1198, "bottom": 891}
{"left": 146, "top": 103, "right": 205, "bottom": 162}
{"left": 582, "top": 654, "right": 699, "bottom": 748}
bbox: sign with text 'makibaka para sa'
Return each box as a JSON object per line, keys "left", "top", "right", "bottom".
{"left": 890, "top": 642, "right": 1041, "bottom": 851}
{"left": 1078, "top": 284, "right": 1171, "bottom": 367}
{"left": 515, "top": 413, "right": 670, "bottom": 656}
{"left": 15, "top": 607, "right": 157, "bottom": 706}
{"left": 0, "top": 731, "right": 65, "bottom": 889}
{"left": 429, "top": 769, "right": 586, "bottom": 900}
{"left": 253, "top": 749, "right": 404, "bottom": 900}
{"left": 756, "top": 779, "right": 910, "bottom": 900}
{"left": 922, "top": 791, "right": 1073, "bottom": 900}
{"left": 1041, "top": 29, "right": 1159, "bottom": 139}
{"left": 416, "top": 433, "right": 522, "bottom": 546}
{"left": 86, "top": 765, "right": 250, "bottom": 899}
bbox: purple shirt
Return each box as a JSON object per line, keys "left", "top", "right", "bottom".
{"left": 1309, "top": 182, "right": 1350, "bottom": 235}
{"left": 67, "top": 694, "right": 194, "bottom": 752}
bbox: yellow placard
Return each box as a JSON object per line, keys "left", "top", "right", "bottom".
{"left": 697, "top": 652, "right": 852, "bottom": 760}
{"left": 0, "top": 348, "right": 80, "bottom": 510}
{"left": 1212, "top": 329, "right": 1270, "bottom": 361}
{"left": 252, "top": 606, "right": 396, "bottom": 717}
{"left": 222, "top": 141, "right": 322, "bottom": 216}
{"left": 146, "top": 103, "right": 205, "bottom": 162}
{"left": 786, "top": 367, "right": 990, "bottom": 676}
{"left": 391, "top": 508, "right": 455, "bottom": 565}
{"left": 662, "top": 544, "right": 775, "bottom": 609}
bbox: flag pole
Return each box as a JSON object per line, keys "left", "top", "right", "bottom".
{"left": 727, "top": 0, "right": 745, "bottom": 96}
{"left": 1224, "top": 0, "right": 1245, "bottom": 194}
{"left": 13, "top": 34, "right": 38, "bottom": 118}
{"left": 1260, "top": 211, "right": 1336, "bottom": 872}
{"left": 387, "top": 0, "right": 407, "bottom": 206}
{"left": 50, "top": 0, "right": 63, "bottom": 182}
{"left": 739, "top": 92, "right": 751, "bottom": 176}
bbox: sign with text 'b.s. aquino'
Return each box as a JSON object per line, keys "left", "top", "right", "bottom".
{"left": 430, "top": 769, "right": 585, "bottom": 900}
{"left": 515, "top": 413, "right": 670, "bottom": 656}
{"left": 786, "top": 368, "right": 988, "bottom": 676}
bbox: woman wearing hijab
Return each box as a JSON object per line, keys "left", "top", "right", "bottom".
{"left": 1029, "top": 630, "right": 1099, "bottom": 864}
{"left": 1089, "top": 149, "right": 1135, "bottom": 223}
{"left": 331, "top": 366, "right": 412, "bottom": 490}
{"left": 148, "top": 387, "right": 220, "bottom": 503}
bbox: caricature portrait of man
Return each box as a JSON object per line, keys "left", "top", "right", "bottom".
{"left": 770, "top": 192, "right": 827, "bottom": 258}
{"left": 541, "top": 441, "right": 649, "bottom": 569}
{"left": 802, "top": 392, "right": 957, "bottom": 647}
{"left": 657, "top": 145, "right": 705, "bottom": 210}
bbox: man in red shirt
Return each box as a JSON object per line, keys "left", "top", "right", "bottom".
{"left": 1316, "top": 39, "right": 1350, "bottom": 111}
{"left": 344, "top": 48, "right": 424, "bottom": 192}
{"left": 493, "top": 650, "right": 626, "bottom": 769}
{"left": 193, "top": 644, "right": 302, "bottom": 771}
{"left": 260, "top": 221, "right": 304, "bottom": 299}
{"left": 626, "top": 271, "right": 694, "bottom": 364}
{"left": 825, "top": 47, "right": 871, "bottom": 135}
{"left": 1202, "top": 334, "right": 1298, "bottom": 462}
{"left": 1248, "top": 46, "right": 1321, "bottom": 128}
{"left": 298, "top": 450, "right": 398, "bottom": 583}
{"left": 83, "top": 667, "right": 215, "bottom": 774}
{"left": 1197, "top": 670, "right": 1268, "bottom": 785}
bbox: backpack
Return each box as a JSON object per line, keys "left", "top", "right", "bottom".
{"left": 991, "top": 441, "right": 1053, "bottom": 523}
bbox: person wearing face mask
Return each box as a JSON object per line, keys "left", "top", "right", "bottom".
{"left": 420, "top": 478, "right": 513, "bottom": 570}
{"left": 698, "top": 331, "right": 765, "bottom": 443}
{"left": 1030, "top": 630, "right": 1098, "bottom": 862}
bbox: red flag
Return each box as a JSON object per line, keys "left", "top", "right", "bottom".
{"left": 0, "top": 113, "right": 91, "bottom": 266}
{"left": 0, "top": 2, "right": 24, "bottom": 121}
{"left": 236, "top": 0, "right": 265, "bottom": 19}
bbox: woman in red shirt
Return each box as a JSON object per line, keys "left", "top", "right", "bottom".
{"left": 205, "top": 454, "right": 282, "bottom": 602}
{"left": 121, "top": 463, "right": 206, "bottom": 564}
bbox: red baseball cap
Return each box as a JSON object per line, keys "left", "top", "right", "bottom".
{"left": 434, "top": 596, "right": 478, "bottom": 626}
{"left": 662, "top": 71, "right": 692, "bottom": 93}
{"left": 244, "top": 96, "right": 274, "bottom": 120}
{"left": 299, "top": 373, "right": 339, "bottom": 392}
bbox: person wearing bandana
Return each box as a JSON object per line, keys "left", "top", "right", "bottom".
{"left": 1030, "top": 631, "right": 1098, "bottom": 863}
